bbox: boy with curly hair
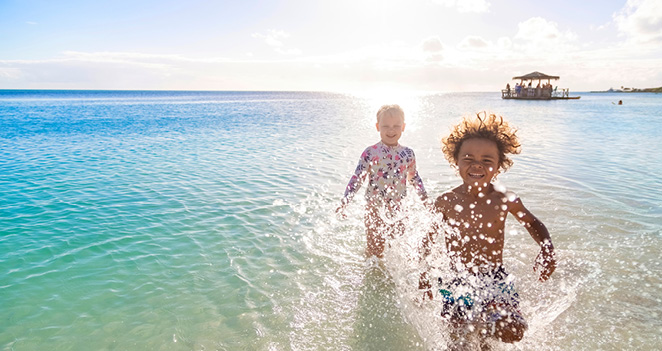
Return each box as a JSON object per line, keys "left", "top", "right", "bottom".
{"left": 419, "top": 113, "right": 556, "bottom": 345}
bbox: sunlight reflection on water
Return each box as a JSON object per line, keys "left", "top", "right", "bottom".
{"left": 1, "top": 91, "right": 661, "bottom": 350}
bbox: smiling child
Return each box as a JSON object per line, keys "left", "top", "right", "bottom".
{"left": 337, "top": 104, "right": 428, "bottom": 258}
{"left": 419, "top": 112, "right": 556, "bottom": 345}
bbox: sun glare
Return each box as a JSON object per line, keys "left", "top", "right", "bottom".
{"left": 350, "top": 87, "right": 427, "bottom": 129}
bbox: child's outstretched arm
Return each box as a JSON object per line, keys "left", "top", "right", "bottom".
{"left": 508, "top": 196, "right": 556, "bottom": 281}
{"left": 406, "top": 153, "right": 429, "bottom": 203}
{"left": 336, "top": 150, "right": 370, "bottom": 217}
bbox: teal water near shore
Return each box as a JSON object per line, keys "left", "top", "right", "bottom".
{"left": 1, "top": 90, "right": 661, "bottom": 350}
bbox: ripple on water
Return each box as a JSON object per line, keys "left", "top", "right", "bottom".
{"left": 2, "top": 91, "right": 662, "bottom": 350}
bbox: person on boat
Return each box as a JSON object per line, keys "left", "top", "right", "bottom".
{"left": 545, "top": 84, "right": 553, "bottom": 98}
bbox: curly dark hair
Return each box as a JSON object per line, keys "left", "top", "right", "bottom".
{"left": 442, "top": 112, "right": 521, "bottom": 172}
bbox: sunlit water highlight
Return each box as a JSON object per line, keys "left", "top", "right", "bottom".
{"left": 1, "top": 90, "right": 661, "bottom": 350}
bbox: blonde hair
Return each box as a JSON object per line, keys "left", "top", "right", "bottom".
{"left": 376, "top": 104, "right": 405, "bottom": 123}
{"left": 442, "top": 112, "right": 521, "bottom": 172}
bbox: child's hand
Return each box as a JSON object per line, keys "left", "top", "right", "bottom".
{"left": 534, "top": 241, "right": 556, "bottom": 281}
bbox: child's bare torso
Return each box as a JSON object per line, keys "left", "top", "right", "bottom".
{"left": 436, "top": 186, "right": 512, "bottom": 272}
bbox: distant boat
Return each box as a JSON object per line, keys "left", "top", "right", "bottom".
{"left": 501, "top": 71, "right": 580, "bottom": 100}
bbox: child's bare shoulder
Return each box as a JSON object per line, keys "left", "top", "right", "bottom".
{"left": 487, "top": 188, "right": 532, "bottom": 215}
{"left": 434, "top": 189, "right": 462, "bottom": 212}
{"left": 491, "top": 189, "right": 521, "bottom": 205}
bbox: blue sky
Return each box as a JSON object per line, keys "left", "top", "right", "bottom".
{"left": 1, "top": 0, "right": 661, "bottom": 92}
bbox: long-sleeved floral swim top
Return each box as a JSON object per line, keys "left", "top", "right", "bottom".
{"left": 342, "top": 141, "right": 427, "bottom": 208}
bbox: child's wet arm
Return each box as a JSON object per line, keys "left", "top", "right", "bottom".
{"left": 510, "top": 199, "right": 556, "bottom": 280}
{"left": 341, "top": 157, "right": 369, "bottom": 204}
{"left": 408, "top": 170, "right": 428, "bottom": 202}
{"left": 407, "top": 158, "right": 428, "bottom": 201}
{"left": 509, "top": 199, "right": 553, "bottom": 247}
{"left": 524, "top": 213, "right": 552, "bottom": 247}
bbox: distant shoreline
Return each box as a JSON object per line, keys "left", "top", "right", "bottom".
{"left": 591, "top": 87, "right": 662, "bottom": 93}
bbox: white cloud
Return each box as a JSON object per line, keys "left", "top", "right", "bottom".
{"left": 496, "top": 37, "right": 512, "bottom": 49}
{"left": 1, "top": 45, "right": 660, "bottom": 93}
{"left": 422, "top": 36, "right": 444, "bottom": 53}
{"left": 275, "top": 47, "right": 302, "bottom": 55}
{"left": 514, "top": 17, "right": 576, "bottom": 42}
{"left": 59, "top": 51, "right": 184, "bottom": 67}
{"left": 458, "top": 36, "right": 489, "bottom": 49}
{"left": 421, "top": 37, "right": 445, "bottom": 62}
{"left": 0, "top": 67, "right": 22, "bottom": 79}
{"left": 511, "top": 17, "right": 578, "bottom": 57}
{"left": 252, "top": 29, "right": 288, "bottom": 47}
{"left": 252, "top": 29, "right": 301, "bottom": 55}
{"left": 614, "top": 0, "right": 662, "bottom": 43}
{"left": 431, "top": 0, "right": 490, "bottom": 13}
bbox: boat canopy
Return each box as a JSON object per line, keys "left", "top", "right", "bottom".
{"left": 512, "top": 71, "right": 559, "bottom": 81}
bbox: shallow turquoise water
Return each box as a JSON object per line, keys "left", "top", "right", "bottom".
{"left": 1, "top": 90, "right": 661, "bottom": 350}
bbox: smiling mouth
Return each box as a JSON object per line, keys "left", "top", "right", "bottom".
{"left": 468, "top": 172, "right": 484, "bottom": 179}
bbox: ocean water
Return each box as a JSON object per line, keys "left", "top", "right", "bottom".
{"left": 1, "top": 90, "right": 661, "bottom": 350}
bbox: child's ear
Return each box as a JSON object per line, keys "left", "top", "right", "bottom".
{"left": 375, "top": 122, "right": 380, "bottom": 131}
{"left": 402, "top": 122, "right": 406, "bottom": 132}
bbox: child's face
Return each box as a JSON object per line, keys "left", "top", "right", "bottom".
{"left": 376, "top": 113, "right": 405, "bottom": 146}
{"left": 456, "top": 138, "right": 500, "bottom": 186}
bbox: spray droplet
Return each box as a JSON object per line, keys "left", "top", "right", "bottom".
{"left": 506, "top": 191, "right": 518, "bottom": 202}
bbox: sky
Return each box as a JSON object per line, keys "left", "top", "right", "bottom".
{"left": 1, "top": 0, "right": 661, "bottom": 93}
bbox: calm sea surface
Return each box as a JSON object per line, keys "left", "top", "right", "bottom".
{"left": 1, "top": 90, "right": 661, "bottom": 350}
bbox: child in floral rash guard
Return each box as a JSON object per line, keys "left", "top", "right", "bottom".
{"left": 337, "top": 104, "right": 428, "bottom": 257}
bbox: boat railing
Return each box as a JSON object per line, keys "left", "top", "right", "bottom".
{"left": 502, "top": 87, "right": 556, "bottom": 99}
{"left": 552, "top": 88, "right": 570, "bottom": 98}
